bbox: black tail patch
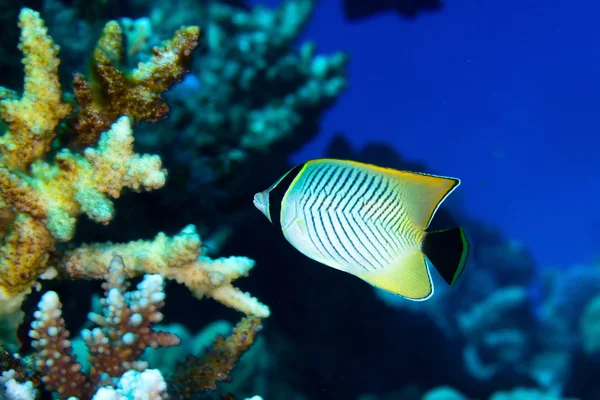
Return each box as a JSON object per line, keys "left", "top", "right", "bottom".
{"left": 422, "top": 227, "right": 470, "bottom": 286}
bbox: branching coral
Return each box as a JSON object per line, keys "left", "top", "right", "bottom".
{"left": 0, "top": 116, "right": 166, "bottom": 243}
{"left": 0, "top": 8, "right": 163, "bottom": 314}
{"left": 0, "top": 7, "right": 72, "bottom": 171}
{"left": 0, "top": 4, "right": 277, "bottom": 400}
{"left": 29, "top": 255, "right": 179, "bottom": 399}
{"left": 55, "top": 225, "right": 270, "bottom": 317}
{"left": 70, "top": 20, "right": 200, "bottom": 146}
{"left": 0, "top": 7, "right": 269, "bottom": 351}
{"left": 0, "top": 341, "right": 38, "bottom": 389}
{"left": 138, "top": 0, "right": 348, "bottom": 211}
{"left": 196, "top": 0, "right": 348, "bottom": 152}
{"left": 17, "top": 255, "right": 263, "bottom": 399}
{"left": 169, "top": 316, "right": 263, "bottom": 397}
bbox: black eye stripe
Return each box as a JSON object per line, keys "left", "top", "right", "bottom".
{"left": 268, "top": 163, "right": 305, "bottom": 229}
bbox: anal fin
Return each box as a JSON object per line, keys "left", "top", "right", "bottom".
{"left": 358, "top": 252, "right": 433, "bottom": 301}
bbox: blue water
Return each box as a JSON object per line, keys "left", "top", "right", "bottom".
{"left": 249, "top": 0, "right": 600, "bottom": 269}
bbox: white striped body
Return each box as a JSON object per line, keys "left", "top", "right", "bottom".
{"left": 280, "top": 159, "right": 425, "bottom": 276}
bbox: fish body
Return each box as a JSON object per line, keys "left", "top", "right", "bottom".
{"left": 253, "top": 158, "right": 469, "bottom": 300}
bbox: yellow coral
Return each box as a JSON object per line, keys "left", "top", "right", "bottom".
{"left": 0, "top": 8, "right": 176, "bottom": 321}
{"left": 0, "top": 9, "right": 71, "bottom": 171}
{"left": 71, "top": 21, "right": 200, "bottom": 146}
{"left": 55, "top": 225, "right": 271, "bottom": 318}
{"left": 0, "top": 116, "right": 166, "bottom": 242}
{"left": 0, "top": 213, "right": 53, "bottom": 296}
{"left": 0, "top": 8, "right": 269, "bottom": 346}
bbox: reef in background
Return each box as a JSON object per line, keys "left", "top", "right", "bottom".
{"left": 221, "top": 133, "right": 600, "bottom": 400}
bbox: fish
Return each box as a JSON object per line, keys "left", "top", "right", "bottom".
{"left": 343, "top": 0, "right": 443, "bottom": 21}
{"left": 253, "top": 158, "right": 469, "bottom": 300}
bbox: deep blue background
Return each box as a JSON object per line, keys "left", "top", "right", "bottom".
{"left": 253, "top": 0, "right": 600, "bottom": 268}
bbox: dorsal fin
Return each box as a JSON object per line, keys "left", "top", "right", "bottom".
{"left": 344, "top": 159, "right": 459, "bottom": 230}
{"left": 386, "top": 169, "right": 460, "bottom": 230}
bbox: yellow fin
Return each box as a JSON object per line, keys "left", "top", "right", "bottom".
{"left": 338, "top": 159, "right": 460, "bottom": 230}
{"left": 382, "top": 168, "right": 459, "bottom": 230}
{"left": 358, "top": 252, "right": 433, "bottom": 300}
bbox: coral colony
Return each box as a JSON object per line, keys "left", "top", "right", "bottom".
{"left": 0, "top": 7, "right": 267, "bottom": 399}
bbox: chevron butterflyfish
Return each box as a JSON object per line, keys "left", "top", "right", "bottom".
{"left": 253, "top": 158, "right": 470, "bottom": 301}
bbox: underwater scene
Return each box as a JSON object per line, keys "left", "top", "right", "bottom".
{"left": 0, "top": 0, "right": 598, "bottom": 399}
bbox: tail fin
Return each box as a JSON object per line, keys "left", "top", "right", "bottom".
{"left": 422, "top": 227, "right": 470, "bottom": 287}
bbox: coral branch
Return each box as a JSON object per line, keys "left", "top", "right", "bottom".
{"left": 29, "top": 255, "right": 180, "bottom": 399}
{"left": 85, "top": 255, "right": 180, "bottom": 384}
{"left": 0, "top": 116, "right": 166, "bottom": 243}
{"left": 0, "top": 8, "right": 270, "bottom": 371}
{"left": 29, "top": 290, "right": 92, "bottom": 399}
{"left": 0, "top": 213, "right": 53, "bottom": 297}
{"left": 170, "top": 316, "right": 263, "bottom": 396}
{"left": 71, "top": 22, "right": 201, "bottom": 146}
{"left": 0, "top": 9, "right": 71, "bottom": 171}
{"left": 54, "top": 225, "right": 271, "bottom": 318}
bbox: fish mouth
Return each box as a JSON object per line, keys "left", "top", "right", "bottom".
{"left": 253, "top": 192, "right": 263, "bottom": 209}
{"left": 252, "top": 193, "right": 260, "bottom": 208}
{"left": 253, "top": 191, "right": 271, "bottom": 222}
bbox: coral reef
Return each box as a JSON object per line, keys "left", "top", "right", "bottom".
{"left": 134, "top": 0, "right": 348, "bottom": 226}
{"left": 7, "top": 1, "right": 596, "bottom": 399}
{"left": 0, "top": 4, "right": 273, "bottom": 398}
{"left": 57, "top": 225, "right": 270, "bottom": 317}
{"left": 169, "top": 316, "right": 263, "bottom": 397}
{"left": 0, "top": 6, "right": 269, "bottom": 352}
{"left": 19, "top": 0, "right": 349, "bottom": 270}
{"left": 69, "top": 20, "right": 199, "bottom": 147}
{"left": 579, "top": 294, "right": 600, "bottom": 355}
{"left": 457, "top": 286, "right": 533, "bottom": 380}
{"left": 29, "top": 255, "right": 179, "bottom": 398}
{"left": 420, "top": 386, "right": 580, "bottom": 400}
{"left": 0, "top": 255, "right": 263, "bottom": 399}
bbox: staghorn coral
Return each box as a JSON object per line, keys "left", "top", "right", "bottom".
{"left": 55, "top": 224, "right": 270, "bottom": 318}
{"left": 0, "top": 6, "right": 72, "bottom": 172}
{"left": 0, "top": 5, "right": 270, "bottom": 400}
{"left": 0, "top": 8, "right": 163, "bottom": 315}
{"left": 70, "top": 20, "right": 200, "bottom": 147}
{"left": 0, "top": 213, "right": 54, "bottom": 296}
{"left": 131, "top": 0, "right": 348, "bottom": 217}
{"left": 29, "top": 255, "right": 179, "bottom": 399}
{"left": 0, "top": 8, "right": 269, "bottom": 352}
{"left": 0, "top": 116, "right": 166, "bottom": 244}
{"left": 169, "top": 316, "right": 263, "bottom": 397}
{"left": 4, "top": 255, "right": 265, "bottom": 399}
{"left": 197, "top": 0, "right": 348, "bottom": 153}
